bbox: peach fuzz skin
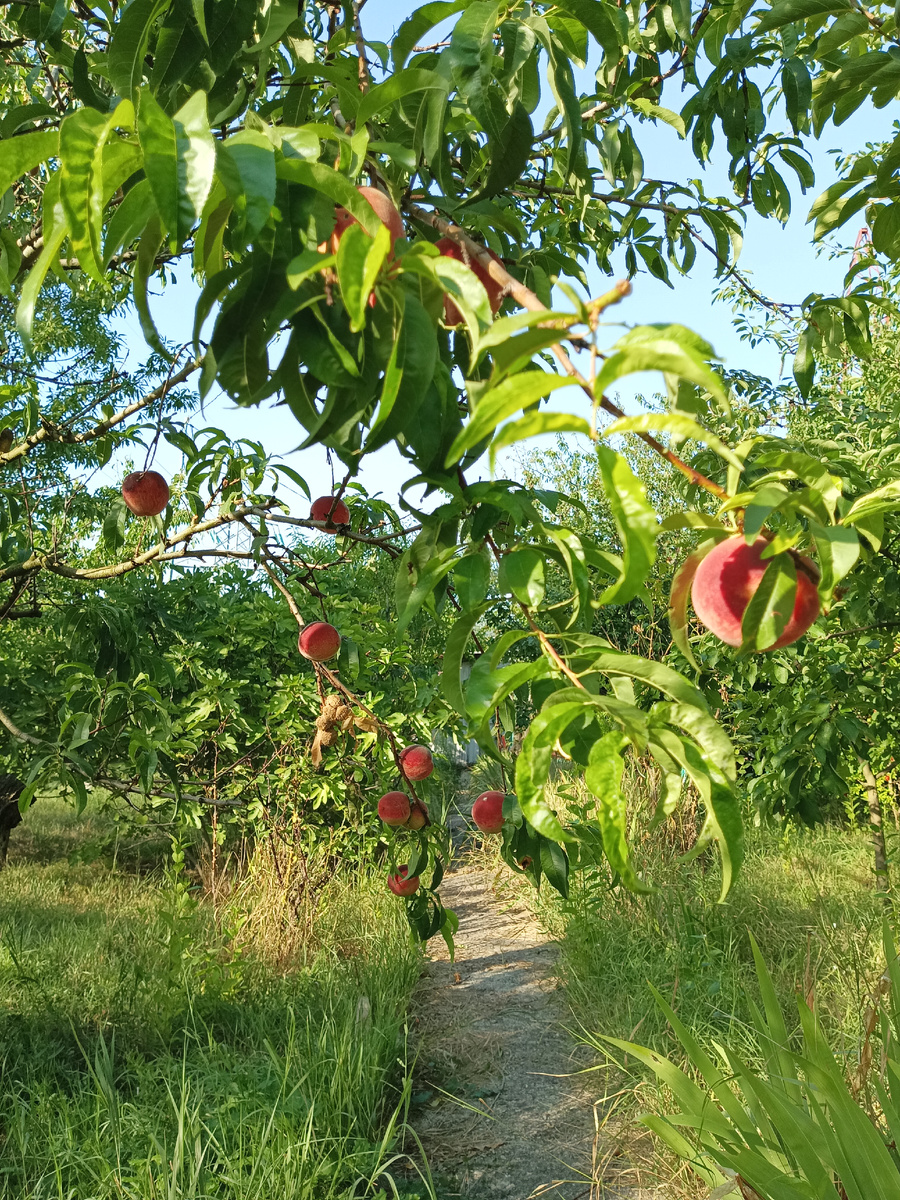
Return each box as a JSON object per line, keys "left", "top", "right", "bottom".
{"left": 387, "top": 866, "right": 420, "bottom": 896}
{"left": 297, "top": 622, "right": 341, "bottom": 662}
{"left": 472, "top": 790, "right": 505, "bottom": 834}
{"left": 378, "top": 791, "right": 411, "bottom": 827}
{"left": 399, "top": 745, "right": 433, "bottom": 781}
{"left": 691, "top": 535, "right": 820, "bottom": 651}
{"left": 121, "top": 471, "right": 169, "bottom": 517}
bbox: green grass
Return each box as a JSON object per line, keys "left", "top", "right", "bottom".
{"left": 475, "top": 767, "right": 887, "bottom": 1073}
{"left": 553, "top": 820, "right": 882, "bottom": 1057}
{"left": 0, "top": 799, "right": 430, "bottom": 1199}
{"left": 470, "top": 771, "right": 891, "bottom": 1194}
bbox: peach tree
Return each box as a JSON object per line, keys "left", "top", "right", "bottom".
{"left": 2, "top": 0, "right": 900, "bottom": 940}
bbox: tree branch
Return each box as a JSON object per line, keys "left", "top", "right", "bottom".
{"left": 0, "top": 500, "right": 279, "bottom": 583}
{"left": 0, "top": 704, "right": 243, "bottom": 808}
{"left": 0, "top": 359, "right": 200, "bottom": 470}
{"left": 402, "top": 200, "right": 730, "bottom": 500}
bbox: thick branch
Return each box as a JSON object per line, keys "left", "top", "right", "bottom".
{"left": 0, "top": 500, "right": 278, "bottom": 583}
{"left": 0, "top": 359, "right": 200, "bottom": 470}
{"left": 403, "top": 200, "right": 729, "bottom": 500}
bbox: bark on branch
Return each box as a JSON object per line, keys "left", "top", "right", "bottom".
{"left": 401, "top": 200, "right": 729, "bottom": 500}
{"left": 0, "top": 359, "right": 200, "bottom": 470}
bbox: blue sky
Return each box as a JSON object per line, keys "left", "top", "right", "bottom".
{"left": 100, "top": 3, "right": 894, "bottom": 515}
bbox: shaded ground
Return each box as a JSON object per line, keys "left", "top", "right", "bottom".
{"left": 410, "top": 867, "right": 658, "bottom": 1199}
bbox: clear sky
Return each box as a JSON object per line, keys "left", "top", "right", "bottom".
{"left": 100, "top": 1, "right": 894, "bottom": 515}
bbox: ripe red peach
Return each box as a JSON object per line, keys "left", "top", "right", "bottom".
{"left": 399, "top": 745, "right": 434, "bottom": 781}
{"left": 121, "top": 470, "right": 170, "bottom": 517}
{"left": 691, "top": 535, "right": 820, "bottom": 651}
{"left": 472, "top": 790, "right": 505, "bottom": 834}
{"left": 435, "top": 236, "right": 505, "bottom": 325}
{"left": 297, "top": 622, "right": 341, "bottom": 662}
{"left": 378, "top": 791, "right": 411, "bottom": 827}
{"left": 310, "top": 495, "right": 350, "bottom": 528}
{"left": 405, "top": 799, "right": 429, "bottom": 831}
{"left": 331, "top": 186, "right": 405, "bottom": 257}
{"left": 387, "top": 865, "right": 420, "bottom": 896}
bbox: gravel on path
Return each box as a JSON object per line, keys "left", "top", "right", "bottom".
{"left": 409, "top": 866, "right": 660, "bottom": 1199}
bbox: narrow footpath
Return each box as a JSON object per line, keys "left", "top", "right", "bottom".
{"left": 409, "top": 867, "right": 660, "bottom": 1199}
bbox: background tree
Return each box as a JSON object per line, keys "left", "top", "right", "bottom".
{"left": 2, "top": 0, "right": 900, "bottom": 931}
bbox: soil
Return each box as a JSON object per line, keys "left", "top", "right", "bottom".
{"left": 409, "top": 865, "right": 662, "bottom": 1200}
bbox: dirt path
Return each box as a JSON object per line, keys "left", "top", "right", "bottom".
{"left": 409, "top": 866, "right": 656, "bottom": 1199}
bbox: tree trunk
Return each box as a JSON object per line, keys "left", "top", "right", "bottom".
{"left": 860, "top": 758, "right": 891, "bottom": 909}
{"left": 0, "top": 775, "right": 26, "bottom": 868}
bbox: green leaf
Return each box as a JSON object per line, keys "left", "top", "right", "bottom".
{"left": 401, "top": 247, "right": 494, "bottom": 344}
{"left": 650, "top": 728, "right": 743, "bottom": 898}
{"left": 450, "top": 1, "right": 503, "bottom": 134}
{"left": 473, "top": 309, "right": 577, "bottom": 359}
{"left": 445, "top": 372, "right": 574, "bottom": 465}
{"left": 809, "top": 521, "right": 859, "bottom": 603}
{"left": 783, "top": 58, "right": 812, "bottom": 134}
{"left": 478, "top": 101, "right": 534, "bottom": 198}
{"left": 395, "top": 544, "right": 459, "bottom": 634}
{"left": 17, "top": 177, "right": 67, "bottom": 349}
{"left": 286, "top": 248, "right": 334, "bottom": 289}
{"left": 498, "top": 546, "right": 546, "bottom": 606}
{"left": 393, "top": 0, "right": 467, "bottom": 67}
{"left": 539, "top": 836, "right": 569, "bottom": 899}
{"left": 489, "top": 411, "right": 591, "bottom": 467}
{"left": 601, "top": 413, "right": 743, "bottom": 472}
{"left": 844, "top": 480, "right": 900, "bottom": 524}
{"left": 756, "top": 0, "right": 854, "bottom": 32}
{"left": 103, "top": 178, "right": 156, "bottom": 267}
{"left": 218, "top": 132, "right": 277, "bottom": 244}
{"left": 59, "top": 101, "right": 135, "bottom": 282}
{"left": 274, "top": 159, "right": 381, "bottom": 236}
{"left": 595, "top": 337, "right": 729, "bottom": 409}
{"left": 103, "top": 497, "right": 128, "bottom": 551}
{"left": 585, "top": 732, "right": 650, "bottom": 892}
{"left": 356, "top": 69, "right": 450, "bottom": 128}
{"left": 595, "top": 446, "right": 657, "bottom": 606}
{"left": 452, "top": 547, "right": 491, "bottom": 610}
{"left": 753, "top": 450, "right": 844, "bottom": 519}
{"left": 0, "top": 127, "right": 58, "bottom": 198}
{"left": 133, "top": 214, "right": 168, "bottom": 355}
{"left": 108, "top": 0, "right": 169, "bottom": 97}
{"left": 515, "top": 701, "right": 583, "bottom": 842}
{"left": 628, "top": 98, "right": 686, "bottom": 137}
{"left": 552, "top": 0, "right": 621, "bottom": 60}
{"left": 793, "top": 325, "right": 816, "bottom": 397}
{"left": 138, "top": 88, "right": 215, "bottom": 251}
{"left": 172, "top": 90, "right": 217, "bottom": 242}
{"left": 336, "top": 220, "right": 391, "bottom": 332}
{"left": 740, "top": 553, "right": 797, "bottom": 652}
{"left": 668, "top": 538, "right": 719, "bottom": 671}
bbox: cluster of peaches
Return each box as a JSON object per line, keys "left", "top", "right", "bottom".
{"left": 378, "top": 740, "right": 506, "bottom": 898}
{"left": 117, "top": 186, "right": 824, "bottom": 905}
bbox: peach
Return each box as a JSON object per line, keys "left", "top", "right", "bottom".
{"left": 331, "top": 186, "right": 405, "bottom": 257}
{"left": 387, "top": 865, "right": 420, "bottom": 896}
{"left": 472, "top": 790, "right": 505, "bottom": 834}
{"left": 399, "top": 745, "right": 433, "bottom": 781}
{"left": 378, "top": 791, "right": 411, "bottom": 827}
{"left": 297, "top": 622, "right": 341, "bottom": 662}
{"left": 121, "top": 470, "right": 169, "bottom": 517}
{"left": 435, "top": 236, "right": 505, "bottom": 325}
{"left": 406, "top": 799, "right": 429, "bottom": 831}
{"left": 310, "top": 495, "right": 350, "bottom": 528}
{"left": 691, "top": 535, "right": 820, "bottom": 651}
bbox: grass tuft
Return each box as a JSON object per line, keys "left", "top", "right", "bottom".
{"left": 0, "top": 798, "right": 429, "bottom": 1199}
